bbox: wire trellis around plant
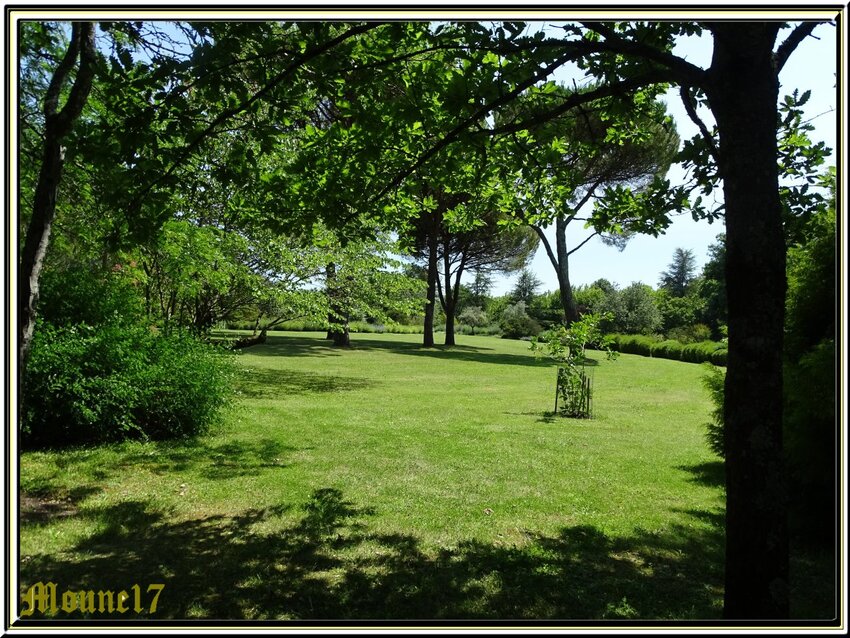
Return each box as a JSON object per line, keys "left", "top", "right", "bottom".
{"left": 554, "top": 365, "right": 593, "bottom": 419}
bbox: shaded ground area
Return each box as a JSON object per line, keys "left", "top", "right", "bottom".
{"left": 234, "top": 367, "right": 376, "bottom": 399}
{"left": 239, "top": 332, "right": 550, "bottom": 368}
{"left": 20, "top": 488, "right": 726, "bottom": 622}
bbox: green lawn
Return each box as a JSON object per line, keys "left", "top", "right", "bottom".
{"left": 16, "top": 331, "right": 763, "bottom": 620}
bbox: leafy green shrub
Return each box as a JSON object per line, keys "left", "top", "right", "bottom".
{"left": 608, "top": 334, "right": 659, "bottom": 357}
{"left": 784, "top": 338, "right": 835, "bottom": 540}
{"left": 651, "top": 339, "right": 685, "bottom": 360}
{"left": 667, "top": 323, "right": 712, "bottom": 344}
{"left": 701, "top": 363, "right": 726, "bottom": 458}
{"left": 39, "top": 263, "right": 144, "bottom": 326}
{"left": 22, "top": 322, "right": 236, "bottom": 447}
{"left": 681, "top": 340, "right": 725, "bottom": 364}
{"left": 500, "top": 302, "right": 542, "bottom": 339}
{"left": 709, "top": 349, "right": 727, "bottom": 366}
{"left": 608, "top": 333, "right": 727, "bottom": 366}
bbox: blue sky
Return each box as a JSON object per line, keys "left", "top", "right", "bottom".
{"left": 487, "top": 23, "right": 838, "bottom": 296}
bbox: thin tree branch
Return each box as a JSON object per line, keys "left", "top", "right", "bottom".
{"left": 43, "top": 23, "right": 82, "bottom": 119}
{"left": 774, "top": 22, "right": 822, "bottom": 73}
{"left": 679, "top": 85, "right": 720, "bottom": 165}
{"left": 483, "top": 70, "right": 677, "bottom": 137}
{"left": 370, "top": 49, "right": 578, "bottom": 205}
{"left": 566, "top": 231, "right": 599, "bottom": 257}
{"left": 580, "top": 21, "right": 706, "bottom": 85}
{"left": 532, "top": 225, "right": 559, "bottom": 272}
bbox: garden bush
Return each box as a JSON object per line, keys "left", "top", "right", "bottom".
{"left": 500, "top": 302, "right": 542, "bottom": 339}
{"left": 608, "top": 333, "right": 727, "bottom": 366}
{"left": 457, "top": 322, "right": 502, "bottom": 336}
{"left": 667, "top": 323, "right": 712, "bottom": 344}
{"left": 22, "top": 322, "right": 236, "bottom": 447}
{"left": 608, "top": 334, "right": 659, "bottom": 357}
{"left": 39, "top": 262, "right": 144, "bottom": 327}
{"left": 651, "top": 339, "right": 685, "bottom": 360}
{"left": 681, "top": 340, "right": 725, "bottom": 364}
{"left": 701, "top": 363, "right": 726, "bottom": 457}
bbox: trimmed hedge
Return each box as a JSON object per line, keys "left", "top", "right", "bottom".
{"left": 608, "top": 333, "right": 727, "bottom": 366}
{"left": 606, "top": 334, "right": 661, "bottom": 358}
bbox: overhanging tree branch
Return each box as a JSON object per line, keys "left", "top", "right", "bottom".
{"left": 134, "top": 21, "right": 385, "bottom": 205}
{"left": 369, "top": 49, "right": 578, "bottom": 205}
{"left": 483, "top": 70, "right": 677, "bottom": 137}
{"left": 774, "top": 22, "right": 822, "bottom": 72}
{"left": 580, "top": 21, "right": 706, "bottom": 85}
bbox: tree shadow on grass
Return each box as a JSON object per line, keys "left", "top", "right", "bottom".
{"left": 234, "top": 367, "right": 376, "bottom": 399}
{"left": 20, "top": 438, "right": 307, "bottom": 518}
{"left": 348, "top": 338, "right": 549, "bottom": 369}
{"left": 234, "top": 334, "right": 345, "bottom": 359}
{"left": 677, "top": 461, "right": 725, "bottom": 490}
{"left": 503, "top": 411, "right": 559, "bottom": 424}
{"left": 241, "top": 334, "right": 550, "bottom": 369}
{"left": 116, "top": 438, "right": 306, "bottom": 481}
{"left": 18, "top": 488, "right": 729, "bottom": 623}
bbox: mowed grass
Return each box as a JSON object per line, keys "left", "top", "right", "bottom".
{"left": 20, "top": 331, "right": 729, "bottom": 620}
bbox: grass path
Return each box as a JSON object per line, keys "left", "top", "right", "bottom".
{"left": 20, "top": 331, "right": 728, "bottom": 620}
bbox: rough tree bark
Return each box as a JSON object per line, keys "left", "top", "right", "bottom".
{"left": 19, "top": 22, "right": 97, "bottom": 367}
{"left": 422, "top": 209, "right": 441, "bottom": 348}
{"left": 705, "top": 23, "right": 789, "bottom": 619}
{"left": 439, "top": 246, "right": 457, "bottom": 346}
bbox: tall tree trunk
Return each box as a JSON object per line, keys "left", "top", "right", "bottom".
{"left": 706, "top": 23, "right": 789, "bottom": 619}
{"left": 533, "top": 219, "right": 578, "bottom": 327}
{"left": 19, "top": 22, "right": 96, "bottom": 367}
{"left": 442, "top": 245, "right": 456, "bottom": 346}
{"left": 554, "top": 217, "right": 579, "bottom": 326}
{"left": 422, "top": 221, "right": 439, "bottom": 347}
{"left": 332, "top": 318, "right": 351, "bottom": 347}
{"left": 325, "top": 262, "right": 342, "bottom": 341}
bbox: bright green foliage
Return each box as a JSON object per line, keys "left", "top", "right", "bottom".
{"left": 38, "top": 262, "right": 145, "bottom": 327}
{"left": 22, "top": 322, "right": 235, "bottom": 447}
{"left": 667, "top": 323, "right": 713, "bottom": 345}
{"left": 458, "top": 306, "right": 489, "bottom": 334}
{"left": 701, "top": 363, "right": 726, "bottom": 458}
{"left": 782, "top": 176, "right": 836, "bottom": 540}
{"left": 499, "top": 301, "right": 541, "bottom": 339}
{"left": 784, "top": 175, "right": 836, "bottom": 360}
{"left": 317, "top": 228, "right": 427, "bottom": 337}
{"left": 651, "top": 340, "right": 685, "bottom": 360}
{"left": 614, "top": 283, "right": 662, "bottom": 335}
{"left": 141, "top": 220, "right": 327, "bottom": 333}
{"left": 607, "top": 334, "right": 661, "bottom": 358}
{"left": 528, "top": 290, "right": 564, "bottom": 326}
{"left": 608, "top": 334, "right": 726, "bottom": 366}
{"left": 655, "top": 289, "right": 706, "bottom": 335}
